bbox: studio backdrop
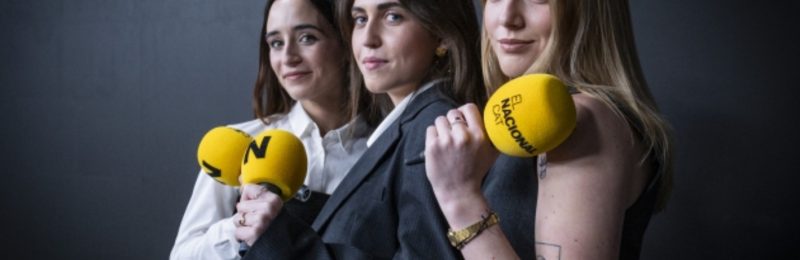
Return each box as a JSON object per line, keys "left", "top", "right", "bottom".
{"left": 1, "top": 0, "right": 798, "bottom": 259}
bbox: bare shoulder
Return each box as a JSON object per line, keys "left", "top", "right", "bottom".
{"left": 545, "top": 93, "right": 649, "bottom": 206}
{"left": 548, "top": 93, "right": 635, "bottom": 162}
{"left": 572, "top": 93, "right": 630, "bottom": 136}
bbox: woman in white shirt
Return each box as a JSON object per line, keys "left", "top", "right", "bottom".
{"left": 170, "top": 0, "right": 376, "bottom": 259}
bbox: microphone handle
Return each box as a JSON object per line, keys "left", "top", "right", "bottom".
{"left": 260, "top": 182, "right": 283, "bottom": 197}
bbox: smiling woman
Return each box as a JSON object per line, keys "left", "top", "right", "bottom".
{"left": 424, "top": 0, "right": 675, "bottom": 259}
{"left": 170, "top": 1, "right": 372, "bottom": 259}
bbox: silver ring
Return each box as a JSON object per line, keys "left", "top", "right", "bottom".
{"left": 450, "top": 117, "right": 466, "bottom": 126}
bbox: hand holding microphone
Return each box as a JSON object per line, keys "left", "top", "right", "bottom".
{"left": 424, "top": 74, "right": 576, "bottom": 205}
{"left": 235, "top": 129, "right": 308, "bottom": 246}
{"left": 197, "top": 127, "right": 308, "bottom": 247}
{"left": 482, "top": 73, "right": 576, "bottom": 157}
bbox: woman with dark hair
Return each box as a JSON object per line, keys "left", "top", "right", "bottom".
{"left": 239, "top": 0, "right": 537, "bottom": 259}
{"left": 170, "top": 0, "right": 371, "bottom": 259}
{"left": 425, "top": 0, "right": 674, "bottom": 259}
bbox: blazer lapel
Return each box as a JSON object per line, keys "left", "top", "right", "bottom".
{"left": 311, "top": 120, "right": 401, "bottom": 231}
{"left": 310, "top": 84, "right": 452, "bottom": 231}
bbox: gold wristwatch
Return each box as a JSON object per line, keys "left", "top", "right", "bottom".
{"left": 446, "top": 211, "right": 500, "bottom": 249}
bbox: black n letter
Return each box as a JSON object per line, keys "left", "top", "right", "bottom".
{"left": 243, "top": 136, "right": 271, "bottom": 164}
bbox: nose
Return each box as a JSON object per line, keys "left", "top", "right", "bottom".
{"left": 281, "top": 41, "right": 302, "bottom": 67}
{"left": 498, "top": 0, "right": 524, "bottom": 30}
{"left": 360, "top": 18, "right": 382, "bottom": 49}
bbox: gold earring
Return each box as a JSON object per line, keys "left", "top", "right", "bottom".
{"left": 435, "top": 47, "right": 447, "bottom": 58}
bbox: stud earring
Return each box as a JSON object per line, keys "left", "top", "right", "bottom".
{"left": 435, "top": 47, "right": 448, "bottom": 58}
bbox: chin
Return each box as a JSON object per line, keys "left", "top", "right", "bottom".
{"left": 283, "top": 86, "right": 313, "bottom": 100}
{"left": 364, "top": 84, "right": 386, "bottom": 94}
{"left": 499, "top": 65, "right": 527, "bottom": 78}
{"left": 363, "top": 79, "right": 390, "bottom": 94}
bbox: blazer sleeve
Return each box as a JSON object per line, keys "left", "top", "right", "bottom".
{"left": 243, "top": 211, "right": 379, "bottom": 260}
{"left": 392, "top": 101, "right": 462, "bottom": 259}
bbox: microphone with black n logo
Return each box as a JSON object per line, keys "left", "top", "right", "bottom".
{"left": 196, "top": 126, "right": 253, "bottom": 186}
{"left": 240, "top": 129, "right": 308, "bottom": 201}
{"left": 196, "top": 127, "right": 308, "bottom": 198}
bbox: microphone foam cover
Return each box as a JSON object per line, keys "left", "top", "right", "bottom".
{"left": 240, "top": 129, "right": 308, "bottom": 201}
{"left": 197, "top": 126, "right": 253, "bottom": 186}
{"left": 483, "top": 74, "right": 577, "bottom": 157}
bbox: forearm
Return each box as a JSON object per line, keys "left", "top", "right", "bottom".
{"left": 437, "top": 193, "right": 519, "bottom": 260}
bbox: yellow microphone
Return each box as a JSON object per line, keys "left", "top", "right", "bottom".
{"left": 196, "top": 126, "right": 253, "bottom": 186}
{"left": 483, "top": 73, "right": 577, "bottom": 157}
{"left": 240, "top": 129, "right": 308, "bottom": 201}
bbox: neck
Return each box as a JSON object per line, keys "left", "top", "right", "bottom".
{"left": 300, "top": 98, "right": 348, "bottom": 136}
{"left": 387, "top": 83, "right": 419, "bottom": 105}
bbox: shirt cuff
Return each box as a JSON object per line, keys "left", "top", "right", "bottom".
{"left": 213, "top": 216, "right": 242, "bottom": 259}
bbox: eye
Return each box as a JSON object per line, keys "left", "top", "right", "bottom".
{"left": 298, "top": 33, "right": 318, "bottom": 45}
{"left": 385, "top": 13, "right": 403, "bottom": 24}
{"left": 268, "top": 39, "right": 284, "bottom": 50}
{"left": 353, "top": 15, "right": 367, "bottom": 27}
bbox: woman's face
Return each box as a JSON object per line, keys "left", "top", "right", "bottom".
{"left": 350, "top": 0, "right": 440, "bottom": 104}
{"left": 484, "top": 0, "right": 552, "bottom": 78}
{"left": 266, "top": 0, "right": 343, "bottom": 102}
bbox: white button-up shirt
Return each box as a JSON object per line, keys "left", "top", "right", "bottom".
{"left": 170, "top": 103, "right": 370, "bottom": 260}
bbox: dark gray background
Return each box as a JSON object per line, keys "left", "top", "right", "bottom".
{"left": 1, "top": 0, "right": 798, "bottom": 259}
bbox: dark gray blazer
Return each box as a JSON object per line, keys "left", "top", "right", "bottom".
{"left": 244, "top": 85, "right": 539, "bottom": 259}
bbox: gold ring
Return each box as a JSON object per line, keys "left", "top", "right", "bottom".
{"left": 238, "top": 212, "right": 246, "bottom": 226}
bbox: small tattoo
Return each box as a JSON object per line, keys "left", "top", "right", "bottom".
{"left": 537, "top": 154, "right": 548, "bottom": 180}
{"left": 536, "top": 241, "right": 562, "bottom": 260}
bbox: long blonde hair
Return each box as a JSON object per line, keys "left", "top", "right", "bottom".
{"left": 482, "top": 0, "right": 673, "bottom": 211}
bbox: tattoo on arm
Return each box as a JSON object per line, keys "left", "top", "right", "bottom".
{"left": 537, "top": 155, "right": 547, "bottom": 180}
{"left": 535, "top": 241, "right": 562, "bottom": 260}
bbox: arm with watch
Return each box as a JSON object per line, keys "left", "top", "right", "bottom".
{"left": 424, "top": 104, "right": 536, "bottom": 259}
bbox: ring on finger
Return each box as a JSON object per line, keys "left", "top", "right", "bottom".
{"left": 238, "top": 212, "right": 247, "bottom": 226}
{"left": 450, "top": 116, "right": 466, "bottom": 126}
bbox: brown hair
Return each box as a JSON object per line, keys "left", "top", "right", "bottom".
{"left": 336, "top": 0, "right": 485, "bottom": 126}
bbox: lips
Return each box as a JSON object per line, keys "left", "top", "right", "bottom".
{"left": 282, "top": 71, "right": 311, "bottom": 80}
{"left": 497, "top": 38, "right": 534, "bottom": 53}
{"left": 362, "top": 57, "right": 388, "bottom": 70}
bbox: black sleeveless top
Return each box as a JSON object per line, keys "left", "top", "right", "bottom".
{"left": 620, "top": 168, "right": 661, "bottom": 260}
{"left": 482, "top": 87, "right": 661, "bottom": 260}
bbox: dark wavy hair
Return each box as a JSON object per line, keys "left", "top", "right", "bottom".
{"left": 252, "top": 0, "right": 351, "bottom": 122}
{"left": 335, "top": 0, "right": 485, "bottom": 126}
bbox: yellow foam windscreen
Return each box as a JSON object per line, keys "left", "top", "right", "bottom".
{"left": 240, "top": 129, "right": 308, "bottom": 201}
{"left": 197, "top": 126, "right": 253, "bottom": 186}
{"left": 483, "top": 74, "right": 577, "bottom": 157}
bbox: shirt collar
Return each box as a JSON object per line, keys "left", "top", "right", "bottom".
{"left": 366, "top": 79, "right": 442, "bottom": 147}
{"left": 287, "top": 102, "right": 369, "bottom": 154}
{"left": 287, "top": 102, "right": 315, "bottom": 138}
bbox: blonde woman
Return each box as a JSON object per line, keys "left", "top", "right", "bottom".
{"left": 425, "top": 0, "right": 674, "bottom": 259}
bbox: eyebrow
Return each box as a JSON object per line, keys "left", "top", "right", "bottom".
{"left": 265, "top": 24, "right": 325, "bottom": 37}
{"left": 351, "top": 2, "right": 403, "bottom": 13}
